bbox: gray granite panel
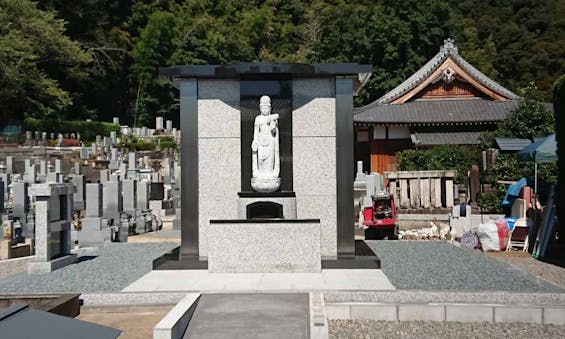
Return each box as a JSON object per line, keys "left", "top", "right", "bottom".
{"left": 297, "top": 195, "right": 337, "bottom": 257}
{"left": 293, "top": 136, "right": 336, "bottom": 196}
{"left": 292, "top": 78, "right": 336, "bottom": 137}
{"left": 198, "top": 138, "right": 240, "bottom": 196}
{"left": 208, "top": 221, "right": 321, "bottom": 273}
{"left": 198, "top": 195, "right": 238, "bottom": 258}
{"left": 197, "top": 80, "right": 240, "bottom": 138}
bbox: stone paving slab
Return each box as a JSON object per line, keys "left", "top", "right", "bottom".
{"left": 121, "top": 269, "right": 396, "bottom": 292}
{"left": 183, "top": 293, "right": 310, "bottom": 339}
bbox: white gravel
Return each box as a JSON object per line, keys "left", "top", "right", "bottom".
{"left": 0, "top": 242, "right": 177, "bottom": 294}
{"left": 329, "top": 320, "right": 565, "bottom": 339}
{"left": 366, "top": 241, "right": 563, "bottom": 292}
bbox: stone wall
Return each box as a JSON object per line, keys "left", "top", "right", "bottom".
{"left": 292, "top": 78, "right": 337, "bottom": 258}
{"left": 0, "top": 256, "right": 35, "bottom": 280}
{"left": 198, "top": 80, "right": 241, "bottom": 258}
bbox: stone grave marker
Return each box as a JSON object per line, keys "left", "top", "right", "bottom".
{"left": 28, "top": 183, "right": 77, "bottom": 274}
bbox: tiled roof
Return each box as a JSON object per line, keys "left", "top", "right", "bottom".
{"left": 354, "top": 98, "right": 520, "bottom": 125}
{"left": 495, "top": 137, "right": 532, "bottom": 151}
{"left": 373, "top": 39, "right": 520, "bottom": 105}
{"left": 411, "top": 131, "right": 482, "bottom": 146}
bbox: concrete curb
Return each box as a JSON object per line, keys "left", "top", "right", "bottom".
{"left": 153, "top": 293, "right": 200, "bottom": 339}
{"left": 326, "top": 302, "right": 565, "bottom": 325}
{"left": 310, "top": 292, "right": 328, "bottom": 339}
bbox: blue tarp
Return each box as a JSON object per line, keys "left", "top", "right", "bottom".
{"left": 502, "top": 177, "right": 528, "bottom": 206}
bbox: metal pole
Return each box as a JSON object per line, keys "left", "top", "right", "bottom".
{"left": 535, "top": 162, "right": 538, "bottom": 194}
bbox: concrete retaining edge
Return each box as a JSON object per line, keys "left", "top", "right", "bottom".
{"left": 326, "top": 302, "right": 565, "bottom": 324}
{"left": 153, "top": 293, "right": 200, "bottom": 339}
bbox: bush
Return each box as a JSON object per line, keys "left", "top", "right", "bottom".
{"left": 23, "top": 117, "right": 119, "bottom": 142}
{"left": 477, "top": 191, "right": 505, "bottom": 214}
{"left": 117, "top": 136, "right": 156, "bottom": 152}
{"left": 155, "top": 136, "right": 177, "bottom": 150}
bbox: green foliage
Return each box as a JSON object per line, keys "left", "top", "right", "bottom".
{"left": 479, "top": 152, "right": 557, "bottom": 213}
{"left": 23, "top": 118, "right": 119, "bottom": 142}
{"left": 479, "top": 84, "right": 555, "bottom": 148}
{"left": 497, "top": 85, "right": 555, "bottom": 140}
{"left": 155, "top": 136, "right": 177, "bottom": 150}
{"left": 477, "top": 191, "right": 505, "bottom": 214}
{"left": 117, "top": 135, "right": 156, "bottom": 152}
{"left": 0, "top": 0, "right": 91, "bottom": 121}
{"left": 396, "top": 145, "right": 481, "bottom": 185}
{"left": 39, "top": 1, "right": 132, "bottom": 122}
{"left": 2, "top": 0, "right": 565, "bottom": 125}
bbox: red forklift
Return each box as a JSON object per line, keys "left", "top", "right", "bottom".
{"left": 362, "top": 192, "right": 399, "bottom": 240}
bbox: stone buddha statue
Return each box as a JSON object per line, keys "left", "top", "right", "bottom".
{"left": 251, "top": 95, "right": 281, "bottom": 192}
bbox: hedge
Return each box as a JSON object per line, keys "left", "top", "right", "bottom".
{"left": 23, "top": 117, "right": 120, "bottom": 142}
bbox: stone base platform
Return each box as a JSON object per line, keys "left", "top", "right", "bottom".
{"left": 208, "top": 219, "right": 321, "bottom": 273}
{"left": 28, "top": 254, "right": 77, "bottom": 274}
{"left": 152, "top": 240, "right": 381, "bottom": 271}
{"left": 121, "top": 269, "right": 395, "bottom": 293}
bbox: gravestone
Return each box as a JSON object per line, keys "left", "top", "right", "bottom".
{"left": 23, "top": 161, "right": 35, "bottom": 184}
{"left": 103, "top": 180, "right": 122, "bottom": 222}
{"left": 6, "top": 156, "right": 13, "bottom": 174}
{"left": 122, "top": 179, "right": 137, "bottom": 213}
{"left": 166, "top": 120, "right": 173, "bottom": 131}
{"left": 80, "top": 147, "right": 90, "bottom": 160}
{"left": 12, "top": 182, "right": 30, "bottom": 224}
{"left": 156, "top": 117, "right": 164, "bottom": 130}
{"left": 69, "top": 174, "right": 85, "bottom": 211}
{"left": 0, "top": 179, "right": 4, "bottom": 214}
{"left": 127, "top": 152, "right": 138, "bottom": 180}
{"left": 0, "top": 166, "right": 10, "bottom": 198}
{"left": 28, "top": 183, "right": 77, "bottom": 274}
{"left": 79, "top": 183, "right": 111, "bottom": 246}
{"left": 136, "top": 180, "right": 150, "bottom": 210}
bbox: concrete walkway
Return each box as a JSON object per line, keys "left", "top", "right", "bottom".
{"left": 122, "top": 269, "right": 395, "bottom": 292}
{"left": 184, "top": 293, "right": 309, "bottom": 339}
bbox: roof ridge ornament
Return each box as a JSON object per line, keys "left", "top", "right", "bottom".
{"left": 441, "top": 38, "right": 458, "bottom": 55}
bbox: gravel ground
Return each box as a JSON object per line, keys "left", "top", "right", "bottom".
{"left": 329, "top": 320, "right": 565, "bottom": 339}
{"left": 486, "top": 251, "right": 565, "bottom": 288}
{"left": 0, "top": 242, "right": 177, "bottom": 294}
{"left": 366, "top": 241, "right": 563, "bottom": 292}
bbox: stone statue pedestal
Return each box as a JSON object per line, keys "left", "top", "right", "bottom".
{"left": 251, "top": 177, "right": 280, "bottom": 193}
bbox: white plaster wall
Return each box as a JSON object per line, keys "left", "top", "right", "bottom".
{"left": 292, "top": 78, "right": 337, "bottom": 257}
{"left": 198, "top": 80, "right": 241, "bottom": 257}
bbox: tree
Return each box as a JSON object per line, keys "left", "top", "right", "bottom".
{"left": 0, "top": 0, "right": 91, "bottom": 121}
{"left": 40, "top": 0, "right": 133, "bottom": 121}
{"left": 130, "top": 11, "right": 178, "bottom": 127}
{"left": 497, "top": 85, "right": 555, "bottom": 140}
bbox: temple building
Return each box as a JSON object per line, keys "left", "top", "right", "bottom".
{"left": 354, "top": 38, "right": 521, "bottom": 174}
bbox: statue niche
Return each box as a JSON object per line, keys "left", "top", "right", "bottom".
{"left": 251, "top": 95, "right": 281, "bottom": 192}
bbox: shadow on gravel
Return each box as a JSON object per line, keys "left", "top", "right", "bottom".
{"left": 77, "top": 255, "right": 98, "bottom": 263}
